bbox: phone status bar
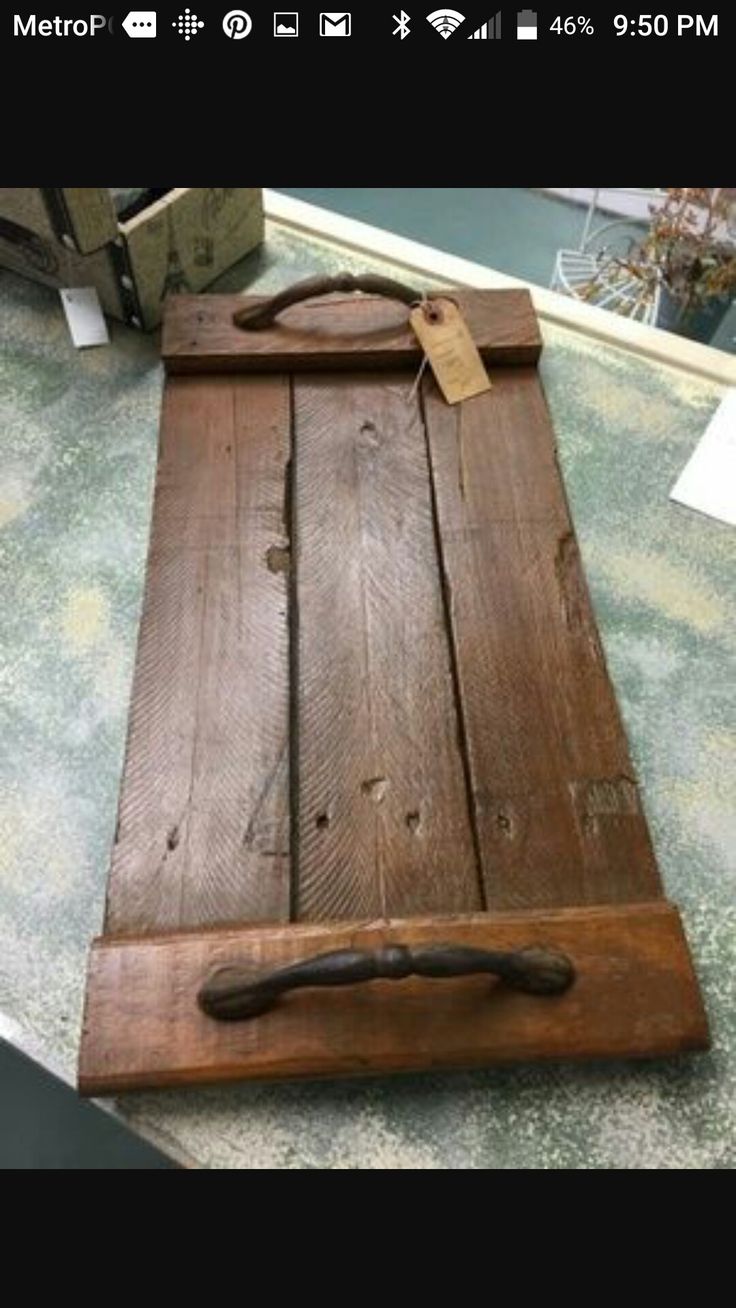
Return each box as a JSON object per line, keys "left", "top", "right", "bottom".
{"left": 9, "top": 9, "right": 724, "bottom": 44}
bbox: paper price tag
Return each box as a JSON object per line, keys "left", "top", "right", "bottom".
{"left": 409, "top": 298, "right": 492, "bottom": 404}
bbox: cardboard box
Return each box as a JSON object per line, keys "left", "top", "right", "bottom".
{"left": 0, "top": 187, "right": 264, "bottom": 329}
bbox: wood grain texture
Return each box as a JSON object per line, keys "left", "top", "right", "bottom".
{"left": 78, "top": 902, "right": 709, "bottom": 1093}
{"left": 294, "top": 375, "right": 481, "bottom": 919}
{"left": 423, "top": 369, "right": 662, "bottom": 910}
{"left": 162, "top": 289, "right": 542, "bottom": 374}
{"left": 105, "top": 376, "right": 291, "bottom": 932}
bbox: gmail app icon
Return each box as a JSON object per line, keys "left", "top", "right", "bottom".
{"left": 320, "top": 11, "right": 351, "bottom": 35}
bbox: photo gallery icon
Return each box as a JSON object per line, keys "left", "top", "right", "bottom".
{"left": 274, "top": 12, "right": 298, "bottom": 36}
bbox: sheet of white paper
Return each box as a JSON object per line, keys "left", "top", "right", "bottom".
{"left": 670, "top": 388, "right": 736, "bottom": 527}
{"left": 59, "top": 287, "right": 110, "bottom": 349}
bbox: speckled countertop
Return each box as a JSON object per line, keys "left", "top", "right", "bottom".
{"left": 1, "top": 226, "right": 734, "bottom": 1169}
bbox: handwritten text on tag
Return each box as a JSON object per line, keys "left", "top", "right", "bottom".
{"left": 409, "top": 298, "right": 491, "bottom": 404}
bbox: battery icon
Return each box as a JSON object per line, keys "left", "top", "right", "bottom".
{"left": 516, "top": 9, "right": 537, "bottom": 38}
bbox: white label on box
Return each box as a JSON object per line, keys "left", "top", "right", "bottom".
{"left": 670, "top": 389, "right": 736, "bottom": 527}
{"left": 59, "top": 287, "right": 110, "bottom": 349}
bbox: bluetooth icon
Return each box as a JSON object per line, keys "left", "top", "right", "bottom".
{"left": 393, "top": 10, "right": 411, "bottom": 38}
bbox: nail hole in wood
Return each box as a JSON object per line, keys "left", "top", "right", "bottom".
{"left": 266, "top": 544, "right": 290, "bottom": 574}
{"left": 361, "top": 776, "right": 387, "bottom": 803}
{"left": 358, "top": 420, "right": 380, "bottom": 450}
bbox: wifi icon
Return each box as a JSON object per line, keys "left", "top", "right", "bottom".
{"left": 426, "top": 8, "right": 466, "bottom": 38}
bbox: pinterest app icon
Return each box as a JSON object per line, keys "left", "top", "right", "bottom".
{"left": 222, "top": 10, "right": 253, "bottom": 38}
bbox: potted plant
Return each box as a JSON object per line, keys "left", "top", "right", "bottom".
{"left": 622, "top": 188, "right": 736, "bottom": 341}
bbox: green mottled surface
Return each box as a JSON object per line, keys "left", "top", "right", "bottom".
{"left": 1, "top": 228, "right": 734, "bottom": 1169}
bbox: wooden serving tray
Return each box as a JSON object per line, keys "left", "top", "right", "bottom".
{"left": 78, "top": 281, "right": 708, "bottom": 1093}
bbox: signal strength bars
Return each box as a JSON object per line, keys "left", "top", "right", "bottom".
{"left": 468, "top": 11, "right": 501, "bottom": 38}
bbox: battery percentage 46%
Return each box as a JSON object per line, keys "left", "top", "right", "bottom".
{"left": 550, "top": 16, "right": 595, "bottom": 34}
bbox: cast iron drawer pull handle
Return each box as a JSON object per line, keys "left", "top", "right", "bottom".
{"left": 233, "top": 273, "right": 431, "bottom": 331}
{"left": 198, "top": 943, "right": 575, "bottom": 1021}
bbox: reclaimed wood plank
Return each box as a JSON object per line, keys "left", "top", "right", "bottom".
{"left": 293, "top": 374, "right": 482, "bottom": 919}
{"left": 422, "top": 368, "right": 662, "bottom": 909}
{"left": 162, "top": 288, "right": 542, "bottom": 374}
{"left": 105, "top": 376, "right": 291, "bottom": 932}
{"left": 78, "top": 902, "right": 709, "bottom": 1093}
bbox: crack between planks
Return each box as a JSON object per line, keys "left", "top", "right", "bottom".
{"left": 354, "top": 416, "right": 387, "bottom": 919}
{"left": 457, "top": 405, "right": 467, "bottom": 501}
{"left": 231, "top": 383, "right": 246, "bottom": 639}
{"left": 241, "top": 738, "right": 288, "bottom": 850}
{"left": 287, "top": 374, "right": 300, "bottom": 921}
{"left": 417, "top": 385, "right": 488, "bottom": 913}
{"left": 180, "top": 548, "right": 210, "bottom": 923}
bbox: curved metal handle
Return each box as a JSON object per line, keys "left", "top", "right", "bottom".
{"left": 232, "top": 273, "right": 430, "bottom": 331}
{"left": 198, "top": 943, "right": 575, "bottom": 1021}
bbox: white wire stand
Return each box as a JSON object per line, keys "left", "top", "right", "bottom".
{"left": 551, "top": 189, "right": 662, "bottom": 325}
